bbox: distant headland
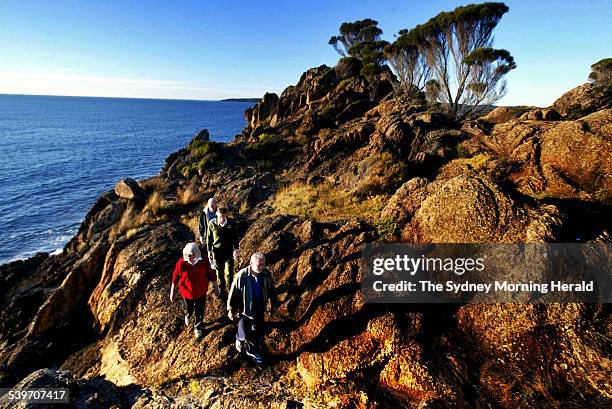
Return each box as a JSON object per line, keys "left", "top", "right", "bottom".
{"left": 221, "top": 98, "right": 260, "bottom": 103}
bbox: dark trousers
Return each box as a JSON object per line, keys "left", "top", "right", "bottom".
{"left": 213, "top": 250, "right": 234, "bottom": 296}
{"left": 182, "top": 295, "right": 206, "bottom": 330}
{"left": 237, "top": 312, "right": 265, "bottom": 354}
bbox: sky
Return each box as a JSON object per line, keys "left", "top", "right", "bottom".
{"left": 0, "top": 0, "right": 610, "bottom": 106}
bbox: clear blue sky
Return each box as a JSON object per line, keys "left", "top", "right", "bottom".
{"left": 1, "top": 0, "right": 610, "bottom": 106}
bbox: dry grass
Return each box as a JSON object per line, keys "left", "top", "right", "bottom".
{"left": 145, "top": 190, "right": 167, "bottom": 216}
{"left": 180, "top": 213, "right": 199, "bottom": 238}
{"left": 108, "top": 189, "right": 172, "bottom": 240}
{"left": 109, "top": 204, "right": 148, "bottom": 240}
{"left": 272, "top": 182, "right": 388, "bottom": 222}
{"left": 178, "top": 186, "right": 202, "bottom": 206}
{"left": 239, "top": 200, "right": 250, "bottom": 214}
{"left": 352, "top": 153, "right": 406, "bottom": 198}
{"left": 453, "top": 153, "right": 492, "bottom": 170}
{"left": 140, "top": 176, "right": 168, "bottom": 194}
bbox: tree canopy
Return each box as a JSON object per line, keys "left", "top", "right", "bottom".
{"left": 329, "top": 19, "right": 388, "bottom": 76}
{"left": 385, "top": 2, "right": 515, "bottom": 119}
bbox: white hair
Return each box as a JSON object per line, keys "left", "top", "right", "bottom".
{"left": 183, "top": 242, "right": 202, "bottom": 260}
{"left": 250, "top": 252, "right": 265, "bottom": 264}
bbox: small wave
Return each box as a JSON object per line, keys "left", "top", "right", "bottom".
{"left": 51, "top": 234, "right": 74, "bottom": 245}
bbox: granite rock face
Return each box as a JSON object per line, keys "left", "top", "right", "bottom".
{"left": 1, "top": 64, "right": 610, "bottom": 408}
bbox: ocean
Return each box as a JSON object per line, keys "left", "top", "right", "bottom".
{"left": 0, "top": 94, "right": 252, "bottom": 265}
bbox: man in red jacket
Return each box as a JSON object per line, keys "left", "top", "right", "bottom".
{"left": 170, "top": 242, "right": 219, "bottom": 339}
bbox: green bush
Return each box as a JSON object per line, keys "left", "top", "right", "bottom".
{"left": 320, "top": 104, "right": 339, "bottom": 119}
{"left": 374, "top": 218, "right": 400, "bottom": 242}
{"left": 178, "top": 140, "right": 223, "bottom": 177}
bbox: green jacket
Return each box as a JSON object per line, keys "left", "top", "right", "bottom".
{"left": 206, "top": 218, "right": 239, "bottom": 255}
{"left": 227, "top": 266, "right": 278, "bottom": 320}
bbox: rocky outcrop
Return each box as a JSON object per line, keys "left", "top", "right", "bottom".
{"left": 552, "top": 82, "right": 612, "bottom": 119}
{"left": 405, "top": 173, "right": 562, "bottom": 243}
{"left": 465, "top": 109, "right": 612, "bottom": 202}
{"left": 479, "top": 106, "right": 531, "bottom": 124}
{"left": 244, "top": 64, "right": 395, "bottom": 138}
{"left": 1, "top": 64, "right": 610, "bottom": 408}
{"left": 0, "top": 368, "right": 147, "bottom": 409}
{"left": 519, "top": 107, "right": 561, "bottom": 121}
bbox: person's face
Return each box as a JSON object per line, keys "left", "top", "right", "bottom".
{"left": 251, "top": 257, "right": 265, "bottom": 274}
{"left": 217, "top": 212, "right": 227, "bottom": 223}
{"left": 209, "top": 199, "right": 217, "bottom": 211}
{"left": 184, "top": 252, "right": 195, "bottom": 262}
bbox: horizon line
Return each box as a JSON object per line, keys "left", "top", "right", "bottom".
{"left": 0, "top": 92, "right": 262, "bottom": 103}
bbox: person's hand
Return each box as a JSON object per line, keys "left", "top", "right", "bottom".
{"left": 199, "top": 236, "right": 205, "bottom": 245}
{"left": 233, "top": 249, "right": 239, "bottom": 260}
{"left": 228, "top": 310, "right": 239, "bottom": 321}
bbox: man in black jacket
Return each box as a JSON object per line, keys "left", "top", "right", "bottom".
{"left": 206, "top": 206, "right": 239, "bottom": 299}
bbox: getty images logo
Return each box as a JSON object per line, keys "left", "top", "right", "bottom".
{"left": 372, "top": 254, "right": 486, "bottom": 276}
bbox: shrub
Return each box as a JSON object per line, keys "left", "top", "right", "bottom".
{"left": 353, "top": 153, "right": 408, "bottom": 197}
{"left": 374, "top": 218, "right": 400, "bottom": 242}
{"left": 180, "top": 213, "right": 199, "bottom": 236}
{"left": 178, "top": 140, "right": 223, "bottom": 177}
{"left": 140, "top": 176, "right": 168, "bottom": 194}
{"left": 239, "top": 200, "right": 250, "bottom": 214}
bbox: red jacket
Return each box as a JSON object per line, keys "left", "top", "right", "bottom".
{"left": 172, "top": 257, "right": 216, "bottom": 299}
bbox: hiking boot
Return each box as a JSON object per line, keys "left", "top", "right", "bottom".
{"left": 194, "top": 328, "right": 203, "bottom": 339}
{"left": 246, "top": 349, "right": 263, "bottom": 365}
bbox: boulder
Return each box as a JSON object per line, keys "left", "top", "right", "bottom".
{"left": 246, "top": 92, "right": 279, "bottom": 129}
{"left": 381, "top": 177, "right": 430, "bottom": 223}
{"left": 192, "top": 128, "right": 210, "bottom": 143}
{"left": 552, "top": 82, "right": 612, "bottom": 119}
{"left": 0, "top": 368, "right": 144, "bottom": 408}
{"left": 520, "top": 108, "right": 561, "bottom": 121}
{"left": 406, "top": 173, "right": 562, "bottom": 243}
{"left": 480, "top": 106, "right": 530, "bottom": 124}
{"left": 475, "top": 109, "right": 612, "bottom": 200}
{"left": 87, "top": 200, "right": 126, "bottom": 236}
{"left": 114, "top": 178, "right": 147, "bottom": 201}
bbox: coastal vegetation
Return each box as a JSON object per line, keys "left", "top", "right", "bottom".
{"left": 332, "top": 2, "right": 516, "bottom": 119}
{"left": 328, "top": 18, "right": 388, "bottom": 77}
{"left": 272, "top": 181, "right": 389, "bottom": 222}
{"left": 177, "top": 139, "right": 224, "bottom": 177}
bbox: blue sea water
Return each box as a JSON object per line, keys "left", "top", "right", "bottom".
{"left": 0, "top": 94, "right": 252, "bottom": 265}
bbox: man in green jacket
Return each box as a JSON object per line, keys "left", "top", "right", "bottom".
{"left": 198, "top": 197, "right": 217, "bottom": 246}
{"left": 206, "top": 206, "right": 239, "bottom": 299}
{"left": 228, "top": 252, "right": 278, "bottom": 365}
